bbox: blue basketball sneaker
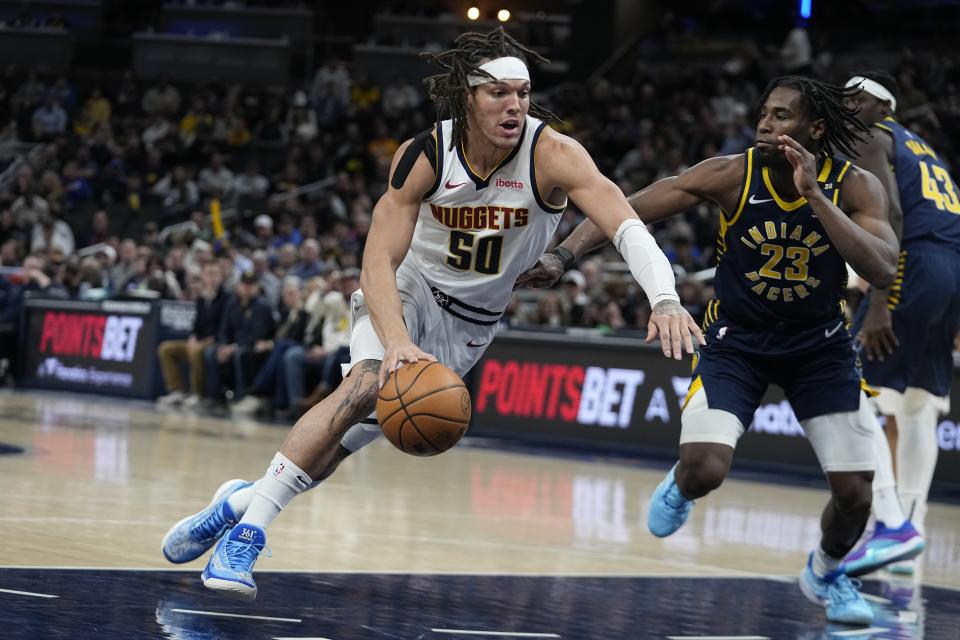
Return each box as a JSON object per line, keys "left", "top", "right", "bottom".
{"left": 647, "top": 463, "right": 694, "bottom": 537}
{"left": 799, "top": 552, "right": 874, "bottom": 625}
{"left": 202, "top": 523, "right": 267, "bottom": 599}
{"left": 161, "top": 479, "right": 252, "bottom": 564}
{"left": 841, "top": 520, "right": 924, "bottom": 577}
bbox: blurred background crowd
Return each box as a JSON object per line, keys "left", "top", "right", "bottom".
{"left": 1, "top": 0, "right": 958, "bottom": 410}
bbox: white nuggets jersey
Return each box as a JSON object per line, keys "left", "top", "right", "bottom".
{"left": 409, "top": 115, "right": 566, "bottom": 324}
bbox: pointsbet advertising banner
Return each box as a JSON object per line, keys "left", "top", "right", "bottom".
{"left": 469, "top": 331, "right": 960, "bottom": 487}
{"left": 20, "top": 298, "right": 194, "bottom": 399}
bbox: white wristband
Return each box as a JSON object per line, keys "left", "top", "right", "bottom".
{"left": 613, "top": 219, "right": 680, "bottom": 306}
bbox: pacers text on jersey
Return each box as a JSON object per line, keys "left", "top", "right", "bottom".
{"left": 430, "top": 203, "right": 529, "bottom": 231}
{"left": 738, "top": 221, "right": 830, "bottom": 302}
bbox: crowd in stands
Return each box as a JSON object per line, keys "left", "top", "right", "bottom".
{"left": 1, "top": 21, "right": 959, "bottom": 405}
{"left": 0, "top": 10, "right": 72, "bottom": 30}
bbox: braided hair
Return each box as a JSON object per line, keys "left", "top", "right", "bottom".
{"left": 421, "top": 26, "right": 560, "bottom": 150}
{"left": 758, "top": 75, "right": 869, "bottom": 158}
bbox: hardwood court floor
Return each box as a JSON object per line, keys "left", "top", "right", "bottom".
{"left": 1, "top": 391, "right": 960, "bottom": 639}
{"left": 0, "top": 390, "right": 957, "bottom": 586}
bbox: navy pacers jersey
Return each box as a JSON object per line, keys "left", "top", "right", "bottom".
{"left": 708, "top": 147, "right": 852, "bottom": 334}
{"left": 874, "top": 117, "right": 960, "bottom": 246}
{"left": 850, "top": 118, "right": 960, "bottom": 397}
{"left": 690, "top": 147, "right": 864, "bottom": 425}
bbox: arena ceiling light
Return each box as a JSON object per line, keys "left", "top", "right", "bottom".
{"left": 467, "top": 6, "right": 480, "bottom": 20}
{"left": 497, "top": 9, "right": 511, "bottom": 22}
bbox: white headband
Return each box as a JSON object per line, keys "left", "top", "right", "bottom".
{"left": 467, "top": 56, "right": 530, "bottom": 87}
{"left": 846, "top": 76, "right": 897, "bottom": 113}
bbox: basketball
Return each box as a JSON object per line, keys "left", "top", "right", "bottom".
{"left": 376, "top": 360, "right": 472, "bottom": 456}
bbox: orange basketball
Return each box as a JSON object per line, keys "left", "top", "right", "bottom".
{"left": 376, "top": 361, "right": 472, "bottom": 456}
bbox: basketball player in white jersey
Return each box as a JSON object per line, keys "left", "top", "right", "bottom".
{"left": 160, "top": 28, "right": 702, "bottom": 599}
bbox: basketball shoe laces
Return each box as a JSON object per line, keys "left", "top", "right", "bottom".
{"left": 826, "top": 574, "right": 862, "bottom": 604}
{"left": 664, "top": 481, "right": 690, "bottom": 510}
{"left": 223, "top": 538, "right": 271, "bottom": 569}
{"left": 190, "top": 508, "right": 231, "bottom": 542}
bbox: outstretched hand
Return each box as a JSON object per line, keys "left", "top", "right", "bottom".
{"left": 379, "top": 340, "right": 437, "bottom": 388}
{"left": 514, "top": 252, "right": 566, "bottom": 290}
{"left": 778, "top": 134, "right": 820, "bottom": 198}
{"left": 646, "top": 299, "right": 706, "bottom": 360}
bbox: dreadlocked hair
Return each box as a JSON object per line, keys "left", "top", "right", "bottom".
{"left": 420, "top": 26, "right": 561, "bottom": 150}
{"left": 758, "top": 75, "right": 869, "bottom": 158}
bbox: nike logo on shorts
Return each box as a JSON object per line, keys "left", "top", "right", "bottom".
{"left": 748, "top": 194, "right": 775, "bottom": 205}
{"left": 445, "top": 180, "right": 466, "bottom": 189}
{"left": 824, "top": 320, "right": 844, "bottom": 338}
{"left": 466, "top": 339, "right": 487, "bottom": 348}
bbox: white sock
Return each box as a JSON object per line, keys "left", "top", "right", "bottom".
{"left": 812, "top": 546, "right": 842, "bottom": 578}
{"left": 226, "top": 485, "right": 255, "bottom": 516}
{"left": 895, "top": 390, "right": 940, "bottom": 535}
{"left": 227, "top": 482, "right": 323, "bottom": 518}
{"left": 871, "top": 419, "right": 906, "bottom": 528}
{"left": 239, "top": 452, "right": 312, "bottom": 530}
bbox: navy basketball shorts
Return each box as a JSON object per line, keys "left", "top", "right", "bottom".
{"left": 853, "top": 241, "right": 960, "bottom": 398}
{"left": 685, "top": 320, "right": 864, "bottom": 428}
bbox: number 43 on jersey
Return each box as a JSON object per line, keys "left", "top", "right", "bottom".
{"left": 921, "top": 161, "right": 960, "bottom": 214}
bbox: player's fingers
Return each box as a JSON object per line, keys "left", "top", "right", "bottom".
{"left": 783, "top": 145, "right": 801, "bottom": 163}
{"left": 691, "top": 320, "right": 706, "bottom": 346}
{"left": 681, "top": 317, "right": 695, "bottom": 355}
{"left": 513, "top": 271, "right": 534, "bottom": 289}
{"left": 645, "top": 318, "right": 660, "bottom": 344}
{"left": 656, "top": 318, "right": 672, "bottom": 358}
{"left": 778, "top": 134, "right": 802, "bottom": 151}
{"left": 876, "top": 332, "right": 891, "bottom": 356}
{"left": 670, "top": 315, "right": 683, "bottom": 360}
{"left": 885, "top": 327, "right": 900, "bottom": 348}
{"left": 780, "top": 146, "right": 797, "bottom": 167}
{"left": 881, "top": 329, "right": 899, "bottom": 355}
{"left": 378, "top": 361, "right": 391, "bottom": 388}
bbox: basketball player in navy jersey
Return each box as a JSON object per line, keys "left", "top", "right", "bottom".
{"left": 159, "top": 28, "right": 702, "bottom": 599}
{"left": 519, "top": 76, "right": 899, "bottom": 625}
{"left": 838, "top": 70, "right": 960, "bottom": 577}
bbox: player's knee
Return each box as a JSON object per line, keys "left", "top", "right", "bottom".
{"left": 830, "top": 473, "right": 873, "bottom": 516}
{"left": 299, "top": 359, "right": 380, "bottom": 426}
{"left": 677, "top": 448, "right": 729, "bottom": 497}
{"left": 331, "top": 359, "right": 381, "bottom": 412}
{"left": 901, "top": 388, "right": 932, "bottom": 414}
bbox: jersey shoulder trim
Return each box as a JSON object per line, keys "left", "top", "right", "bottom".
{"left": 718, "top": 148, "right": 753, "bottom": 254}
{"left": 530, "top": 121, "right": 566, "bottom": 214}
{"left": 728, "top": 147, "right": 754, "bottom": 222}
{"left": 873, "top": 116, "right": 897, "bottom": 134}
{"left": 423, "top": 125, "right": 443, "bottom": 198}
{"left": 390, "top": 125, "right": 443, "bottom": 198}
{"left": 832, "top": 159, "right": 853, "bottom": 205}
